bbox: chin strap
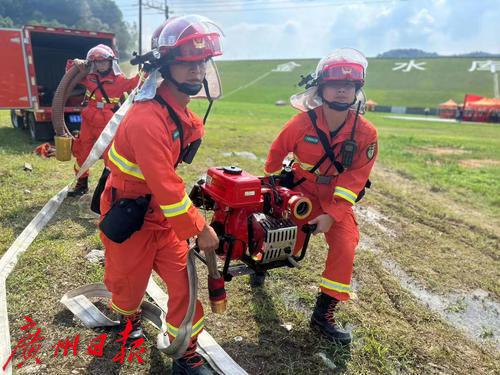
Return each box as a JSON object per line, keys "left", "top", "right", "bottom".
{"left": 322, "top": 97, "right": 357, "bottom": 111}
{"left": 163, "top": 67, "right": 203, "bottom": 96}
{"left": 97, "top": 67, "right": 112, "bottom": 77}
{"left": 202, "top": 78, "right": 213, "bottom": 124}
{"left": 160, "top": 65, "right": 214, "bottom": 124}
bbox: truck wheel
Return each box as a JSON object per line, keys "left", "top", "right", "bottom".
{"left": 27, "top": 113, "right": 54, "bottom": 142}
{"left": 10, "top": 110, "right": 24, "bottom": 129}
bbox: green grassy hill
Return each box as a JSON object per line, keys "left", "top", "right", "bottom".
{"left": 216, "top": 58, "right": 496, "bottom": 108}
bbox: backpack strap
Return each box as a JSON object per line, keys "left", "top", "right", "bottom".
{"left": 290, "top": 110, "right": 344, "bottom": 188}
{"left": 154, "top": 95, "right": 184, "bottom": 167}
{"left": 95, "top": 76, "right": 111, "bottom": 104}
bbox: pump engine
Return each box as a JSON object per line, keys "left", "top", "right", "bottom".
{"left": 189, "top": 166, "right": 316, "bottom": 281}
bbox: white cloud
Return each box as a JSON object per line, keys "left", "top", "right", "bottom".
{"left": 117, "top": 0, "right": 500, "bottom": 59}
{"left": 409, "top": 9, "right": 435, "bottom": 26}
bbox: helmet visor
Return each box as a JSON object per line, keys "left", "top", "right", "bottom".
{"left": 321, "top": 63, "right": 364, "bottom": 82}
{"left": 163, "top": 34, "right": 222, "bottom": 62}
{"left": 87, "top": 45, "right": 115, "bottom": 61}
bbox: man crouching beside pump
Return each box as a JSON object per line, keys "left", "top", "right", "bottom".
{"left": 264, "top": 49, "right": 378, "bottom": 345}
{"left": 99, "top": 15, "right": 223, "bottom": 374}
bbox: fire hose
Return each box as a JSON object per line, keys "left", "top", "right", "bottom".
{"left": 160, "top": 248, "right": 197, "bottom": 358}
{"left": 52, "top": 63, "right": 90, "bottom": 138}
{"left": 159, "top": 248, "right": 225, "bottom": 358}
{"left": 51, "top": 63, "right": 91, "bottom": 162}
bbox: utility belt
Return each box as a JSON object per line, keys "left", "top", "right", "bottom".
{"left": 85, "top": 100, "right": 119, "bottom": 112}
{"left": 109, "top": 175, "right": 152, "bottom": 196}
{"left": 99, "top": 186, "right": 151, "bottom": 244}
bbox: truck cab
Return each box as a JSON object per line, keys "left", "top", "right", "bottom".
{"left": 0, "top": 25, "right": 115, "bottom": 141}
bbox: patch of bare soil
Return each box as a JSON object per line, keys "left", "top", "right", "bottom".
{"left": 413, "top": 146, "right": 470, "bottom": 155}
{"left": 458, "top": 159, "right": 500, "bottom": 168}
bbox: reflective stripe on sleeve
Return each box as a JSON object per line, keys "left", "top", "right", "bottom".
{"left": 160, "top": 193, "right": 192, "bottom": 218}
{"left": 334, "top": 186, "right": 357, "bottom": 204}
{"left": 108, "top": 142, "right": 145, "bottom": 180}
{"left": 293, "top": 154, "right": 321, "bottom": 175}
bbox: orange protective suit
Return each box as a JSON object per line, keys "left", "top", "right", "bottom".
{"left": 72, "top": 71, "right": 139, "bottom": 176}
{"left": 265, "top": 106, "right": 378, "bottom": 301}
{"left": 100, "top": 81, "right": 206, "bottom": 344}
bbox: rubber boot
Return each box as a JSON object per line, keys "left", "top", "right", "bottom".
{"left": 249, "top": 270, "right": 267, "bottom": 287}
{"left": 120, "top": 310, "right": 144, "bottom": 346}
{"left": 310, "top": 293, "right": 352, "bottom": 344}
{"left": 172, "top": 343, "right": 217, "bottom": 375}
{"left": 68, "top": 176, "right": 89, "bottom": 197}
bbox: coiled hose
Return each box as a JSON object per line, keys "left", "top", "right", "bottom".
{"left": 51, "top": 63, "right": 90, "bottom": 138}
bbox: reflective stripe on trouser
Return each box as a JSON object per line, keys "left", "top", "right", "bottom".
{"left": 166, "top": 316, "right": 205, "bottom": 339}
{"left": 322, "top": 210, "right": 359, "bottom": 301}
{"left": 99, "top": 191, "right": 205, "bottom": 345}
{"left": 290, "top": 195, "right": 359, "bottom": 302}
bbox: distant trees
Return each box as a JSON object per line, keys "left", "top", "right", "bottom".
{"left": 0, "top": 0, "right": 134, "bottom": 57}
{"left": 377, "top": 49, "right": 439, "bottom": 58}
{"left": 377, "top": 48, "right": 500, "bottom": 58}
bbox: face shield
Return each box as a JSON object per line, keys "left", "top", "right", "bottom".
{"left": 88, "top": 61, "right": 122, "bottom": 76}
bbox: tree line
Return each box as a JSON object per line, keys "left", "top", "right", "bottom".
{"left": 0, "top": 0, "right": 137, "bottom": 57}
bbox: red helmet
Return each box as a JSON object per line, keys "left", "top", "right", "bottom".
{"left": 316, "top": 48, "right": 367, "bottom": 87}
{"left": 156, "top": 15, "right": 223, "bottom": 62}
{"left": 86, "top": 44, "right": 116, "bottom": 62}
{"left": 151, "top": 19, "right": 170, "bottom": 50}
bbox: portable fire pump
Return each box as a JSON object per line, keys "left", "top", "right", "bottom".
{"left": 189, "top": 166, "right": 317, "bottom": 281}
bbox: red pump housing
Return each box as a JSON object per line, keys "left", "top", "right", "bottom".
{"left": 190, "top": 166, "right": 315, "bottom": 272}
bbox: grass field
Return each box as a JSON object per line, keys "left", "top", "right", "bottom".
{"left": 1, "top": 59, "right": 499, "bottom": 374}
{"left": 213, "top": 58, "right": 496, "bottom": 107}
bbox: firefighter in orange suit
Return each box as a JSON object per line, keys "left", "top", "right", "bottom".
{"left": 99, "top": 15, "right": 223, "bottom": 374}
{"left": 264, "top": 48, "right": 378, "bottom": 345}
{"left": 68, "top": 44, "right": 140, "bottom": 197}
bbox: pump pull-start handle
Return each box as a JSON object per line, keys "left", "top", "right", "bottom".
{"left": 301, "top": 223, "right": 318, "bottom": 234}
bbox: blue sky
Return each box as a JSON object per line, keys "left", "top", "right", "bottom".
{"left": 116, "top": 0, "right": 500, "bottom": 59}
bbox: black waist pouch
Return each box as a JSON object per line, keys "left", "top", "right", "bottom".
{"left": 90, "top": 167, "right": 110, "bottom": 215}
{"left": 278, "top": 168, "right": 295, "bottom": 189}
{"left": 99, "top": 192, "right": 151, "bottom": 243}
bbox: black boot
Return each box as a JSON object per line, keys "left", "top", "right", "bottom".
{"left": 68, "top": 176, "right": 89, "bottom": 197}
{"left": 310, "top": 293, "right": 352, "bottom": 345}
{"left": 172, "top": 344, "right": 217, "bottom": 375}
{"left": 249, "top": 270, "right": 267, "bottom": 287}
{"left": 120, "top": 311, "right": 144, "bottom": 345}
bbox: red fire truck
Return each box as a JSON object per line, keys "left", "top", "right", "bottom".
{"left": 0, "top": 25, "right": 115, "bottom": 141}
